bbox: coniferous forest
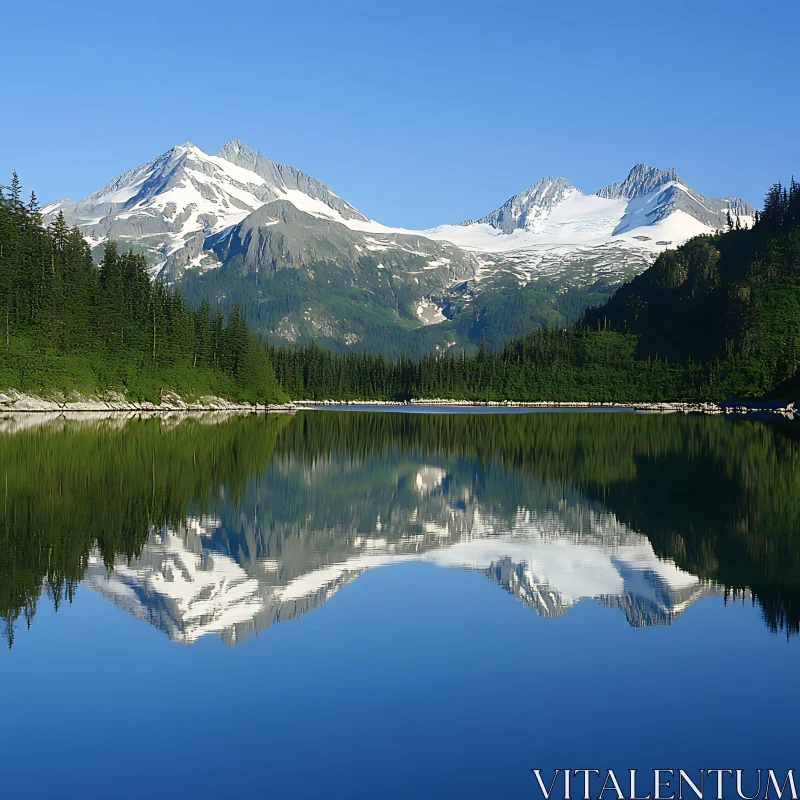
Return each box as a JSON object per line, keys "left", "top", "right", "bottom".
{"left": 270, "top": 179, "right": 800, "bottom": 403}
{"left": 0, "top": 173, "right": 285, "bottom": 403}
{"left": 1, "top": 173, "right": 798, "bottom": 404}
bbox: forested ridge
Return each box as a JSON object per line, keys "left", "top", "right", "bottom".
{"left": 181, "top": 258, "right": 610, "bottom": 359}
{"left": 0, "top": 173, "right": 285, "bottom": 403}
{"left": 583, "top": 179, "right": 800, "bottom": 394}
{"left": 271, "top": 178, "right": 800, "bottom": 402}
{"left": 2, "top": 172, "right": 798, "bottom": 403}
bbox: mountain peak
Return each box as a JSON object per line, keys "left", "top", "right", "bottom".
{"left": 597, "top": 163, "right": 683, "bottom": 200}
{"left": 218, "top": 138, "right": 262, "bottom": 165}
{"left": 216, "top": 139, "right": 273, "bottom": 177}
{"left": 218, "top": 138, "right": 254, "bottom": 156}
{"left": 476, "top": 175, "right": 577, "bottom": 234}
{"left": 526, "top": 175, "right": 575, "bottom": 189}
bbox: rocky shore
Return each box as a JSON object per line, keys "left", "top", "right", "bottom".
{"left": 0, "top": 390, "right": 296, "bottom": 414}
{"left": 0, "top": 390, "right": 795, "bottom": 419}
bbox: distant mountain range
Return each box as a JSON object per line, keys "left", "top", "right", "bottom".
{"left": 42, "top": 141, "right": 754, "bottom": 352}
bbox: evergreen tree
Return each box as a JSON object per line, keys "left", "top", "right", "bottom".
{"left": 0, "top": 173, "right": 285, "bottom": 404}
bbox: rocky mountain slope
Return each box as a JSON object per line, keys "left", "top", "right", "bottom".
{"left": 43, "top": 140, "right": 472, "bottom": 283}
{"left": 42, "top": 142, "right": 754, "bottom": 351}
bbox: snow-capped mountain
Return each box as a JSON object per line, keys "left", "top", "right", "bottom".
{"left": 42, "top": 140, "right": 476, "bottom": 286}
{"left": 44, "top": 141, "right": 273, "bottom": 272}
{"left": 597, "top": 163, "right": 755, "bottom": 231}
{"left": 598, "top": 164, "right": 683, "bottom": 200}
{"left": 423, "top": 163, "right": 755, "bottom": 286}
{"left": 469, "top": 176, "right": 579, "bottom": 234}
{"left": 41, "top": 142, "right": 754, "bottom": 346}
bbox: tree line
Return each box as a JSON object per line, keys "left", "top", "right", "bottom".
{"left": 582, "top": 178, "right": 800, "bottom": 398}
{"left": 0, "top": 172, "right": 284, "bottom": 403}
{"left": 2, "top": 171, "right": 797, "bottom": 404}
{"left": 270, "top": 177, "right": 800, "bottom": 403}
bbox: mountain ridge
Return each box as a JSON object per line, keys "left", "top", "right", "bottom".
{"left": 43, "top": 140, "right": 755, "bottom": 260}
{"left": 41, "top": 141, "right": 756, "bottom": 352}
{"left": 597, "top": 163, "right": 683, "bottom": 200}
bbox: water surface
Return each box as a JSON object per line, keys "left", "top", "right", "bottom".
{"left": 1, "top": 409, "right": 799, "bottom": 798}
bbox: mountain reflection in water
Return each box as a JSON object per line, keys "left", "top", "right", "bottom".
{"left": 1, "top": 409, "right": 798, "bottom": 647}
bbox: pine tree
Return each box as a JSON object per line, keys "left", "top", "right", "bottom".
{"left": 194, "top": 299, "right": 213, "bottom": 367}
{"left": 0, "top": 173, "right": 287, "bottom": 403}
{"left": 8, "top": 171, "right": 21, "bottom": 209}
{"left": 48, "top": 211, "right": 69, "bottom": 253}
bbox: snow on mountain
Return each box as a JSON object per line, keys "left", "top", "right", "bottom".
{"left": 43, "top": 145, "right": 755, "bottom": 315}
{"left": 426, "top": 192, "right": 630, "bottom": 253}
{"left": 41, "top": 140, "right": 413, "bottom": 277}
{"left": 597, "top": 163, "right": 682, "bottom": 200}
{"left": 471, "top": 176, "right": 579, "bottom": 234}
{"left": 426, "top": 164, "right": 754, "bottom": 254}
{"left": 41, "top": 140, "right": 483, "bottom": 302}
{"left": 420, "top": 163, "right": 755, "bottom": 288}
{"left": 44, "top": 143, "right": 267, "bottom": 265}
{"left": 600, "top": 165, "right": 757, "bottom": 234}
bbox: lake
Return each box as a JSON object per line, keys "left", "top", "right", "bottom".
{"left": 1, "top": 409, "right": 799, "bottom": 799}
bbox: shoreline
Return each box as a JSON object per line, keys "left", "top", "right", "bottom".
{"left": 0, "top": 391, "right": 795, "bottom": 419}
{"left": 0, "top": 390, "right": 296, "bottom": 414}
{"left": 298, "top": 398, "right": 797, "bottom": 419}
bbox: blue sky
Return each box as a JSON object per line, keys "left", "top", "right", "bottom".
{"left": 1, "top": 0, "right": 797, "bottom": 228}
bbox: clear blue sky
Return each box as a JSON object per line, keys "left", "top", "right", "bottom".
{"left": 2, "top": 0, "right": 797, "bottom": 228}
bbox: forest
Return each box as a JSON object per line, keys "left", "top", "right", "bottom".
{"left": 271, "top": 179, "right": 800, "bottom": 402}
{"left": 0, "top": 173, "right": 285, "bottom": 404}
{"left": 1, "top": 173, "right": 798, "bottom": 404}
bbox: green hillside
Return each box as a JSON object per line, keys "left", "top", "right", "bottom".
{"left": 0, "top": 173, "right": 286, "bottom": 404}
{"left": 272, "top": 178, "right": 800, "bottom": 403}
{"left": 583, "top": 180, "right": 800, "bottom": 397}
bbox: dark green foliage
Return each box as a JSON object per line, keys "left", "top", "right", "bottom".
{"left": 0, "top": 414, "right": 291, "bottom": 647}
{"left": 3, "top": 411, "right": 800, "bottom": 644}
{"left": 0, "top": 176, "right": 286, "bottom": 403}
{"left": 271, "top": 177, "right": 800, "bottom": 403}
{"left": 269, "top": 329, "right": 699, "bottom": 402}
{"left": 583, "top": 178, "right": 800, "bottom": 397}
{"left": 765, "top": 370, "right": 800, "bottom": 402}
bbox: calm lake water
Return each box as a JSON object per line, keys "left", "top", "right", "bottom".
{"left": 1, "top": 409, "right": 799, "bottom": 798}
